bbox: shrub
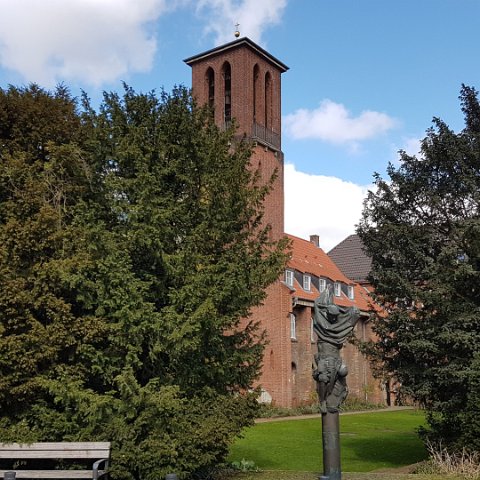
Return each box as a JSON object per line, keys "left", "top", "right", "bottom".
{"left": 416, "top": 441, "right": 480, "bottom": 479}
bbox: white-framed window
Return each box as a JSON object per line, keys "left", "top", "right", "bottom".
{"left": 334, "top": 282, "right": 341, "bottom": 297}
{"left": 311, "top": 317, "right": 315, "bottom": 342}
{"left": 348, "top": 285, "right": 355, "bottom": 300}
{"left": 303, "top": 274, "right": 311, "bottom": 291}
{"left": 290, "top": 313, "right": 296, "bottom": 340}
{"left": 318, "top": 278, "right": 326, "bottom": 292}
{"left": 285, "top": 269, "right": 294, "bottom": 287}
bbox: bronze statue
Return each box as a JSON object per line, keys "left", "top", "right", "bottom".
{"left": 312, "top": 287, "right": 359, "bottom": 413}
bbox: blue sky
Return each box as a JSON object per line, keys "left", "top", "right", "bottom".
{"left": 1, "top": 0, "right": 479, "bottom": 249}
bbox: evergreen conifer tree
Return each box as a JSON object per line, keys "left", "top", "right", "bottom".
{"left": 0, "top": 84, "right": 288, "bottom": 478}
{"left": 358, "top": 85, "right": 480, "bottom": 451}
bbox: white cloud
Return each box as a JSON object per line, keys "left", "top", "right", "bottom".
{"left": 284, "top": 99, "right": 397, "bottom": 146}
{"left": 0, "top": 0, "right": 168, "bottom": 87}
{"left": 0, "top": 0, "right": 288, "bottom": 86}
{"left": 284, "top": 163, "right": 372, "bottom": 252}
{"left": 196, "top": 0, "right": 287, "bottom": 45}
{"left": 402, "top": 136, "right": 422, "bottom": 157}
{"left": 389, "top": 135, "right": 424, "bottom": 166}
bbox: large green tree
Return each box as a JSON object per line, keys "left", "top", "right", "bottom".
{"left": 0, "top": 84, "right": 288, "bottom": 479}
{"left": 358, "top": 85, "right": 480, "bottom": 451}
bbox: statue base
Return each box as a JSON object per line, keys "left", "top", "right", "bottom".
{"left": 321, "top": 411, "right": 341, "bottom": 480}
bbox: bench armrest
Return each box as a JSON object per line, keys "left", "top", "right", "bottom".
{"left": 92, "top": 458, "right": 109, "bottom": 480}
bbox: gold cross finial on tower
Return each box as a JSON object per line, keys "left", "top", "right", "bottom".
{"left": 234, "top": 23, "right": 240, "bottom": 38}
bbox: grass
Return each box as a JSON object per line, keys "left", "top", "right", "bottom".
{"left": 221, "top": 472, "right": 459, "bottom": 480}
{"left": 228, "top": 410, "right": 427, "bottom": 473}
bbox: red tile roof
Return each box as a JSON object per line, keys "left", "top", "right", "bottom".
{"left": 285, "top": 234, "right": 374, "bottom": 313}
{"left": 287, "top": 234, "right": 353, "bottom": 284}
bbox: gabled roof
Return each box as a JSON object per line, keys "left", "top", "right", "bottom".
{"left": 287, "top": 234, "right": 353, "bottom": 285}
{"left": 328, "top": 234, "right": 372, "bottom": 283}
{"left": 285, "top": 234, "right": 373, "bottom": 312}
{"left": 184, "top": 37, "right": 289, "bottom": 73}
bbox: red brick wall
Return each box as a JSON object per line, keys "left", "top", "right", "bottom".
{"left": 290, "top": 305, "right": 316, "bottom": 406}
{"left": 249, "top": 146, "right": 284, "bottom": 241}
{"left": 251, "top": 281, "right": 293, "bottom": 406}
{"left": 189, "top": 44, "right": 284, "bottom": 240}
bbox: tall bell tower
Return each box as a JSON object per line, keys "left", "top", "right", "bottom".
{"left": 185, "top": 37, "right": 292, "bottom": 406}
{"left": 184, "top": 37, "right": 288, "bottom": 240}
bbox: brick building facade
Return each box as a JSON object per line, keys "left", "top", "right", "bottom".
{"left": 185, "top": 37, "right": 385, "bottom": 407}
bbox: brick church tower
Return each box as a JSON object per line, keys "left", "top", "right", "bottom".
{"left": 184, "top": 36, "right": 288, "bottom": 241}
{"left": 185, "top": 37, "right": 295, "bottom": 406}
{"left": 185, "top": 38, "right": 385, "bottom": 408}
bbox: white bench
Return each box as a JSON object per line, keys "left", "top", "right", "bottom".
{"left": 0, "top": 442, "right": 110, "bottom": 479}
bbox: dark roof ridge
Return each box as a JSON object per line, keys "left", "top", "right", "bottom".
{"left": 327, "top": 234, "right": 372, "bottom": 283}
{"left": 327, "top": 233, "right": 357, "bottom": 255}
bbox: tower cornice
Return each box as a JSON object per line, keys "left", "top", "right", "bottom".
{"left": 184, "top": 37, "right": 289, "bottom": 73}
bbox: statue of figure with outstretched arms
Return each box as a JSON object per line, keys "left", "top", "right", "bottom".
{"left": 312, "top": 287, "right": 360, "bottom": 413}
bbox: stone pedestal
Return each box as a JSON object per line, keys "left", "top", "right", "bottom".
{"left": 320, "top": 411, "right": 341, "bottom": 480}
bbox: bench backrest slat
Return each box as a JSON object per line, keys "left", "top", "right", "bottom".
{"left": 0, "top": 443, "right": 111, "bottom": 459}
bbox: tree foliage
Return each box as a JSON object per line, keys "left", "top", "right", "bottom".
{"left": 358, "top": 85, "right": 480, "bottom": 451}
{"left": 0, "top": 84, "right": 288, "bottom": 478}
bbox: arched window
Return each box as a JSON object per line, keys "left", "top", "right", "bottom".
{"left": 223, "top": 62, "right": 232, "bottom": 124}
{"left": 290, "top": 313, "right": 296, "bottom": 340}
{"left": 206, "top": 67, "right": 215, "bottom": 110}
{"left": 265, "top": 71, "right": 272, "bottom": 129}
{"left": 253, "top": 64, "right": 259, "bottom": 123}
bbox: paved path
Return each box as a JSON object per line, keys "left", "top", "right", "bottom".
{"left": 255, "top": 405, "right": 415, "bottom": 423}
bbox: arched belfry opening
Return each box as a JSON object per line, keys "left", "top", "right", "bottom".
{"left": 222, "top": 61, "right": 232, "bottom": 126}
{"left": 253, "top": 63, "right": 260, "bottom": 124}
{"left": 264, "top": 71, "right": 272, "bottom": 130}
{"left": 206, "top": 67, "right": 215, "bottom": 110}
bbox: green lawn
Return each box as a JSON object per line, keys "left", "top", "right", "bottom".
{"left": 228, "top": 410, "right": 427, "bottom": 472}
{"left": 222, "top": 473, "right": 455, "bottom": 480}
